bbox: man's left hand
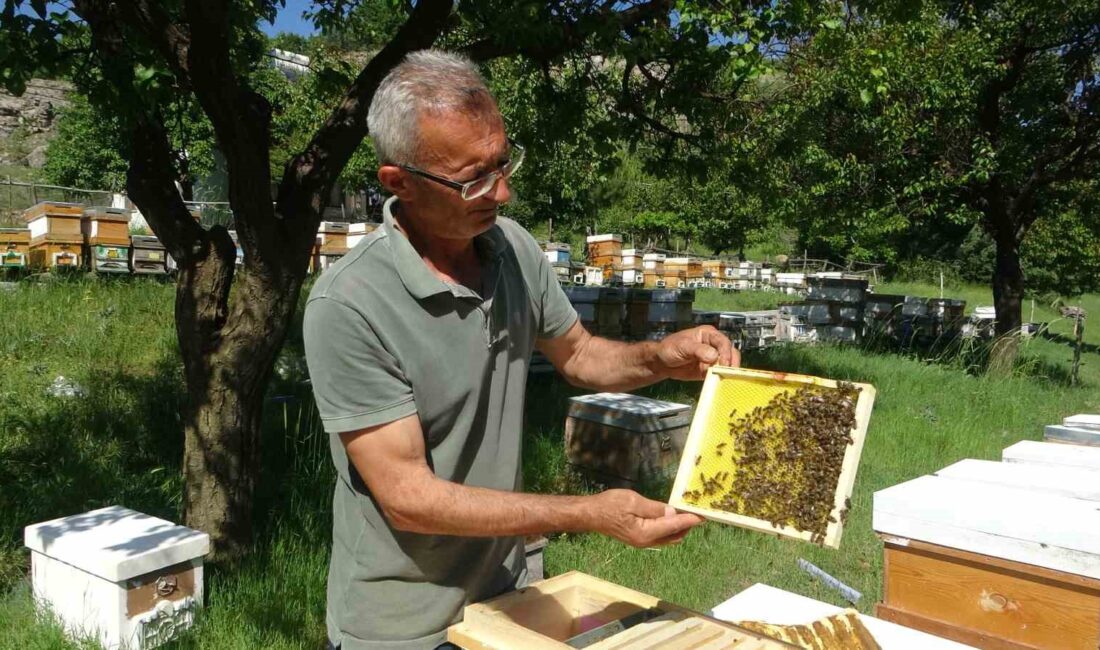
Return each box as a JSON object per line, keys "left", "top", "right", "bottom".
{"left": 651, "top": 325, "right": 738, "bottom": 381}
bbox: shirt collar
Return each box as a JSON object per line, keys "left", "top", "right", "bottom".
{"left": 383, "top": 196, "right": 506, "bottom": 301}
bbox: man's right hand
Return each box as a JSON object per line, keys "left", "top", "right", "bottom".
{"left": 589, "top": 489, "right": 706, "bottom": 548}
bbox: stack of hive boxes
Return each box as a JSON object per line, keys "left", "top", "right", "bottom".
{"left": 641, "top": 253, "right": 665, "bottom": 288}
{"left": 542, "top": 242, "right": 573, "bottom": 285}
{"left": 873, "top": 422, "right": 1100, "bottom": 649}
{"left": 779, "top": 275, "right": 868, "bottom": 343}
{"left": 586, "top": 233, "right": 622, "bottom": 285}
{"left": 129, "top": 236, "right": 168, "bottom": 275}
{"left": 25, "top": 201, "right": 84, "bottom": 271}
{"left": 663, "top": 257, "right": 689, "bottom": 288}
{"left": 733, "top": 261, "right": 763, "bottom": 290}
{"left": 0, "top": 227, "right": 30, "bottom": 270}
{"left": 83, "top": 208, "right": 131, "bottom": 274}
{"left": 315, "top": 221, "right": 349, "bottom": 272}
{"left": 620, "top": 248, "right": 643, "bottom": 286}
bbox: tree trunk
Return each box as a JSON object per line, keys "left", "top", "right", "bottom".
{"left": 175, "top": 240, "right": 305, "bottom": 559}
{"left": 988, "top": 231, "right": 1024, "bottom": 374}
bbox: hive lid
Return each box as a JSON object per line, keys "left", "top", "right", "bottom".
{"left": 586, "top": 233, "right": 622, "bottom": 243}
{"left": 873, "top": 473, "right": 1100, "bottom": 579}
{"left": 649, "top": 288, "right": 694, "bottom": 302}
{"left": 568, "top": 392, "right": 691, "bottom": 432}
{"left": 1064, "top": 414, "right": 1100, "bottom": 430}
{"left": 319, "top": 221, "right": 349, "bottom": 233}
{"left": 83, "top": 207, "right": 129, "bottom": 222}
{"left": 25, "top": 505, "right": 210, "bottom": 582}
{"left": 348, "top": 221, "right": 379, "bottom": 234}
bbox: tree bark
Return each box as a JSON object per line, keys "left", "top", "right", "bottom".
{"left": 987, "top": 229, "right": 1024, "bottom": 374}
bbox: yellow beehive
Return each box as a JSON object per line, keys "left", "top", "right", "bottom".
{"left": 669, "top": 366, "right": 875, "bottom": 548}
{"left": 0, "top": 228, "right": 30, "bottom": 268}
{"left": 82, "top": 208, "right": 130, "bottom": 246}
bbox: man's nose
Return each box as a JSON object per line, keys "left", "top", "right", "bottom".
{"left": 486, "top": 175, "right": 512, "bottom": 204}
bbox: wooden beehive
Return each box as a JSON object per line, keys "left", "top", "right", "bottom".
{"left": 25, "top": 506, "right": 209, "bottom": 650}
{"left": 129, "top": 235, "right": 168, "bottom": 275}
{"left": 0, "top": 228, "right": 30, "bottom": 269}
{"left": 669, "top": 367, "right": 875, "bottom": 548}
{"left": 318, "top": 221, "right": 349, "bottom": 253}
{"left": 565, "top": 392, "right": 692, "bottom": 485}
{"left": 83, "top": 208, "right": 131, "bottom": 245}
{"left": 25, "top": 202, "right": 85, "bottom": 271}
{"left": 873, "top": 458, "right": 1100, "bottom": 649}
{"left": 642, "top": 272, "right": 664, "bottom": 289}
{"left": 448, "top": 571, "right": 791, "bottom": 649}
{"left": 564, "top": 286, "right": 622, "bottom": 337}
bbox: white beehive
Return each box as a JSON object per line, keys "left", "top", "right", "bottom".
{"left": 25, "top": 506, "right": 210, "bottom": 649}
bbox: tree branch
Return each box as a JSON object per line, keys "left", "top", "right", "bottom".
{"left": 460, "top": 0, "right": 674, "bottom": 63}
{"left": 276, "top": 0, "right": 453, "bottom": 228}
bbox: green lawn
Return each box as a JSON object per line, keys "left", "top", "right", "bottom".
{"left": 0, "top": 280, "right": 1096, "bottom": 648}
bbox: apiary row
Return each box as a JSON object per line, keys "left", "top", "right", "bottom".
{"left": 1, "top": 202, "right": 384, "bottom": 276}
{"left": 1, "top": 202, "right": 181, "bottom": 275}
{"left": 548, "top": 237, "right": 867, "bottom": 295}
{"left": 777, "top": 277, "right": 969, "bottom": 346}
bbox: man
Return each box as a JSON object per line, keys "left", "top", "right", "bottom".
{"left": 303, "top": 50, "right": 738, "bottom": 650}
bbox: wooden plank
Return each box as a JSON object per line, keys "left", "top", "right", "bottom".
{"left": 457, "top": 571, "right": 786, "bottom": 650}
{"left": 1044, "top": 424, "right": 1100, "bottom": 447}
{"left": 873, "top": 475, "right": 1100, "bottom": 579}
{"left": 875, "top": 604, "right": 1039, "bottom": 650}
{"left": 881, "top": 537, "right": 1100, "bottom": 590}
{"left": 1002, "top": 440, "right": 1100, "bottom": 471}
{"left": 881, "top": 543, "right": 1100, "bottom": 649}
{"left": 668, "top": 366, "right": 875, "bottom": 549}
{"left": 933, "top": 459, "right": 1100, "bottom": 502}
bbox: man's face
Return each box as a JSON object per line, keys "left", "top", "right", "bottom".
{"left": 384, "top": 109, "right": 513, "bottom": 241}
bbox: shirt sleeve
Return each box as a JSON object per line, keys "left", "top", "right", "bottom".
{"left": 303, "top": 296, "right": 417, "bottom": 434}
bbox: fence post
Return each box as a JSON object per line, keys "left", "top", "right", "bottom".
{"left": 1071, "top": 309, "right": 1084, "bottom": 386}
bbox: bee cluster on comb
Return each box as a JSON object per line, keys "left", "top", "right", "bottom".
{"left": 682, "top": 382, "right": 861, "bottom": 544}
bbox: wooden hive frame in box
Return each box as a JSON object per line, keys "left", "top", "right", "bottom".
{"left": 448, "top": 571, "right": 792, "bottom": 649}
{"left": 669, "top": 367, "right": 875, "bottom": 548}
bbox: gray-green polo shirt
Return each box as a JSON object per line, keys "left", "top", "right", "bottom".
{"left": 303, "top": 196, "right": 577, "bottom": 649}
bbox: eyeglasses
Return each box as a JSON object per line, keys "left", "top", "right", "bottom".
{"left": 399, "top": 141, "right": 525, "bottom": 201}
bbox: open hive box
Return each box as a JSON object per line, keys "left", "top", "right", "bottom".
{"left": 449, "top": 571, "right": 792, "bottom": 649}
{"left": 669, "top": 367, "right": 875, "bottom": 548}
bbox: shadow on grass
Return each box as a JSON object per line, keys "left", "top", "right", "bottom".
{"left": 0, "top": 344, "right": 334, "bottom": 647}
{"left": 0, "top": 356, "right": 188, "bottom": 591}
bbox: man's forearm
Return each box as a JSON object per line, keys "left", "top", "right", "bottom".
{"left": 382, "top": 472, "right": 598, "bottom": 537}
{"left": 560, "top": 335, "right": 666, "bottom": 392}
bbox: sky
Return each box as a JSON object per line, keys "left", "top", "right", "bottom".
{"left": 262, "top": 0, "right": 320, "bottom": 37}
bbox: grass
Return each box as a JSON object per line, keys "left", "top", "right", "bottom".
{"left": 0, "top": 279, "right": 1097, "bottom": 648}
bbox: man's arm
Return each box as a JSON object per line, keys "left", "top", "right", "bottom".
{"left": 537, "top": 321, "right": 739, "bottom": 392}
{"left": 342, "top": 413, "right": 703, "bottom": 546}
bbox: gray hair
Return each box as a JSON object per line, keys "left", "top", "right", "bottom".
{"left": 368, "top": 50, "right": 498, "bottom": 165}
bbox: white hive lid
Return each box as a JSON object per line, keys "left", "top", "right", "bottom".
{"left": 25, "top": 506, "right": 210, "bottom": 582}
{"left": 873, "top": 474, "right": 1100, "bottom": 578}
{"left": 586, "top": 233, "right": 622, "bottom": 243}
{"left": 665, "top": 257, "right": 691, "bottom": 264}
{"left": 1064, "top": 414, "right": 1100, "bottom": 430}
{"left": 621, "top": 248, "right": 638, "bottom": 256}
{"left": 643, "top": 253, "right": 666, "bottom": 261}
{"left": 567, "top": 392, "right": 691, "bottom": 432}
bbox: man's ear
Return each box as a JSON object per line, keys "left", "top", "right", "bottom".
{"left": 378, "top": 165, "right": 410, "bottom": 199}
